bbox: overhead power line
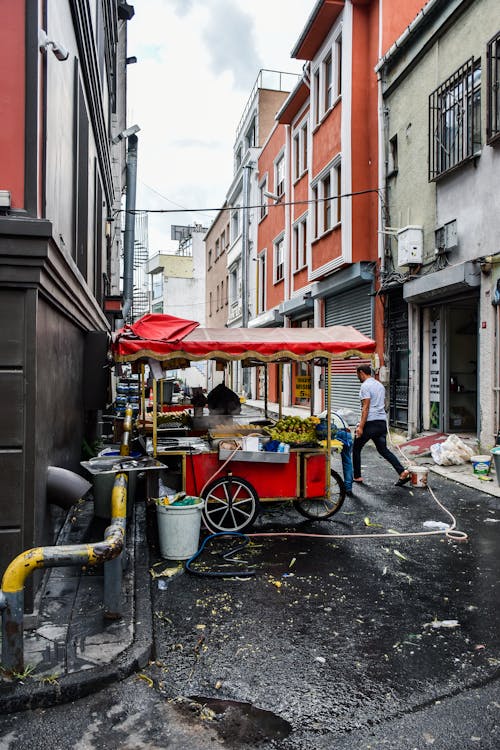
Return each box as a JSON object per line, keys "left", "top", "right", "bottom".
{"left": 114, "top": 188, "right": 382, "bottom": 215}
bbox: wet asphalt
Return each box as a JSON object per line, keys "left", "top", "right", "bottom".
{"left": 1, "top": 445, "right": 500, "bottom": 749}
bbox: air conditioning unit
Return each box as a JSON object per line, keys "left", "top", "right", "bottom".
{"left": 397, "top": 226, "right": 423, "bottom": 266}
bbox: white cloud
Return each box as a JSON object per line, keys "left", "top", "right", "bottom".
{"left": 127, "top": 0, "right": 309, "bottom": 251}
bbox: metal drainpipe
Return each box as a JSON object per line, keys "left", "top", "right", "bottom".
{"left": 122, "top": 134, "right": 138, "bottom": 322}
{"left": 0, "top": 473, "right": 127, "bottom": 673}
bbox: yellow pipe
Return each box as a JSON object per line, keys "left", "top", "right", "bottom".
{"left": 2, "top": 473, "right": 128, "bottom": 594}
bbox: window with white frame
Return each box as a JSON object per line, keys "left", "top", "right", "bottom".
{"left": 312, "top": 159, "right": 341, "bottom": 238}
{"left": 487, "top": 31, "right": 500, "bottom": 143}
{"left": 313, "top": 29, "right": 343, "bottom": 125}
{"left": 257, "top": 250, "right": 266, "bottom": 314}
{"left": 274, "top": 236, "right": 284, "bottom": 283}
{"left": 231, "top": 208, "right": 240, "bottom": 240}
{"left": 259, "top": 178, "right": 268, "bottom": 220}
{"left": 429, "top": 58, "right": 481, "bottom": 180}
{"left": 152, "top": 271, "right": 163, "bottom": 299}
{"left": 246, "top": 116, "right": 256, "bottom": 148}
{"left": 293, "top": 216, "right": 307, "bottom": 271}
{"left": 275, "top": 154, "right": 285, "bottom": 197}
{"left": 229, "top": 266, "right": 239, "bottom": 305}
{"left": 293, "top": 121, "right": 308, "bottom": 181}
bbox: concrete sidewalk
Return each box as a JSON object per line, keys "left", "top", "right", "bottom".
{"left": 0, "top": 499, "right": 152, "bottom": 713}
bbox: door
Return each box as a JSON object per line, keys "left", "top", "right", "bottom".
{"left": 388, "top": 292, "right": 409, "bottom": 428}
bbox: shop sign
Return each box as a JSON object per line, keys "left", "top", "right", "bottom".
{"left": 295, "top": 376, "right": 311, "bottom": 399}
{"left": 429, "top": 319, "right": 440, "bottom": 401}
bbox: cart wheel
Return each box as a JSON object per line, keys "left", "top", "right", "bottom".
{"left": 294, "top": 469, "right": 345, "bottom": 520}
{"left": 202, "top": 475, "right": 260, "bottom": 533}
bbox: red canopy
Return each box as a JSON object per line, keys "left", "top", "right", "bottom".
{"left": 113, "top": 314, "right": 375, "bottom": 366}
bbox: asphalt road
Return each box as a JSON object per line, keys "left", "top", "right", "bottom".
{"left": 1, "top": 445, "right": 500, "bottom": 749}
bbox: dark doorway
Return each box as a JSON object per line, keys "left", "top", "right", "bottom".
{"left": 388, "top": 291, "right": 409, "bottom": 428}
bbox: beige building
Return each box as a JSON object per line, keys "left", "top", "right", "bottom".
{"left": 205, "top": 204, "right": 230, "bottom": 328}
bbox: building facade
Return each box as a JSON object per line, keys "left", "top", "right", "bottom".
{"left": 0, "top": 0, "right": 133, "bottom": 606}
{"left": 252, "top": 0, "right": 425, "bottom": 415}
{"left": 378, "top": 0, "right": 500, "bottom": 447}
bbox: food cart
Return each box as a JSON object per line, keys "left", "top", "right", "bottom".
{"left": 111, "top": 314, "right": 375, "bottom": 533}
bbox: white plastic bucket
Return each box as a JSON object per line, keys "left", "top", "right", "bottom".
{"left": 156, "top": 500, "right": 205, "bottom": 559}
{"left": 471, "top": 455, "right": 491, "bottom": 476}
{"left": 410, "top": 467, "right": 428, "bottom": 487}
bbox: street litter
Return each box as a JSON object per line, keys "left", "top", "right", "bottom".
{"left": 484, "top": 518, "right": 500, "bottom": 523}
{"left": 425, "top": 619, "right": 460, "bottom": 629}
{"left": 423, "top": 521, "right": 450, "bottom": 531}
{"left": 430, "top": 434, "right": 474, "bottom": 466}
{"left": 364, "top": 516, "right": 383, "bottom": 528}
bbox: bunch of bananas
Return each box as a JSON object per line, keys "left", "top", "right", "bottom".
{"left": 265, "top": 415, "right": 320, "bottom": 444}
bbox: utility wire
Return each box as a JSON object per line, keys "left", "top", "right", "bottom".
{"left": 114, "top": 187, "right": 382, "bottom": 216}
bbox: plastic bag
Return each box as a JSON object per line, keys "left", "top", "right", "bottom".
{"left": 430, "top": 434, "right": 475, "bottom": 465}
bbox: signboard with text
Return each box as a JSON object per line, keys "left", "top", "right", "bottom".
{"left": 295, "top": 376, "right": 311, "bottom": 399}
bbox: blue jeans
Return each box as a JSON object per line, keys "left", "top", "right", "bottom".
{"left": 336, "top": 428, "right": 353, "bottom": 492}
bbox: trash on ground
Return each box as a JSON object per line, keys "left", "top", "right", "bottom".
{"left": 425, "top": 619, "right": 460, "bottom": 629}
{"left": 423, "top": 521, "right": 450, "bottom": 530}
{"left": 364, "top": 516, "right": 383, "bottom": 528}
{"left": 430, "top": 434, "right": 474, "bottom": 466}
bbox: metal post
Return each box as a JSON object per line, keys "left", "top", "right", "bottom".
{"left": 104, "top": 473, "right": 128, "bottom": 619}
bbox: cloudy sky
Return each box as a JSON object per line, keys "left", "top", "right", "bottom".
{"left": 127, "top": 0, "right": 311, "bottom": 252}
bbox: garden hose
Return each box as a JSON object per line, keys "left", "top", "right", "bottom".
{"left": 185, "top": 531, "right": 256, "bottom": 578}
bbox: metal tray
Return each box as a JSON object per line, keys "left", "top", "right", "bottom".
{"left": 218, "top": 449, "right": 290, "bottom": 463}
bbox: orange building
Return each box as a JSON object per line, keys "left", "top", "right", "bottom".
{"left": 255, "top": 0, "right": 426, "bottom": 414}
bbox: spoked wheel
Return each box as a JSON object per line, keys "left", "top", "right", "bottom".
{"left": 294, "top": 469, "right": 346, "bottom": 520}
{"left": 202, "top": 475, "right": 260, "bottom": 533}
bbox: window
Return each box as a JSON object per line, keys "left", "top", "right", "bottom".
{"left": 259, "top": 179, "right": 268, "bottom": 220}
{"left": 334, "top": 162, "right": 342, "bottom": 224}
{"left": 207, "top": 249, "right": 212, "bottom": 269}
{"left": 246, "top": 116, "right": 256, "bottom": 148}
{"left": 221, "top": 279, "right": 224, "bottom": 306}
{"left": 311, "top": 159, "right": 341, "bottom": 238}
{"left": 274, "top": 236, "right": 284, "bottom": 283}
{"left": 293, "top": 217, "right": 307, "bottom": 271}
{"left": 257, "top": 251, "right": 266, "bottom": 314}
{"left": 152, "top": 271, "right": 163, "bottom": 299}
{"left": 226, "top": 274, "right": 229, "bottom": 304}
{"left": 275, "top": 155, "right": 285, "bottom": 197}
{"left": 313, "top": 31, "right": 342, "bottom": 125}
{"left": 429, "top": 58, "right": 481, "bottom": 180}
{"left": 388, "top": 134, "right": 398, "bottom": 175}
{"left": 215, "top": 238, "right": 220, "bottom": 259}
{"left": 322, "top": 173, "right": 331, "bottom": 231}
{"left": 292, "top": 121, "right": 308, "bottom": 180}
{"left": 216, "top": 284, "right": 220, "bottom": 311}
{"left": 231, "top": 208, "right": 240, "bottom": 240}
{"left": 487, "top": 31, "right": 500, "bottom": 143}
{"left": 229, "top": 267, "right": 239, "bottom": 305}
{"left": 313, "top": 70, "right": 320, "bottom": 124}
{"left": 312, "top": 185, "right": 318, "bottom": 239}
{"left": 209, "top": 292, "right": 212, "bottom": 317}
{"left": 324, "top": 54, "right": 333, "bottom": 112}
{"left": 220, "top": 230, "right": 226, "bottom": 253}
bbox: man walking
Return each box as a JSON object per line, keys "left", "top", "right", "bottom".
{"left": 353, "top": 364, "right": 411, "bottom": 486}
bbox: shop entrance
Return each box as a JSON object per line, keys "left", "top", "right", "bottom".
{"left": 427, "top": 298, "right": 478, "bottom": 433}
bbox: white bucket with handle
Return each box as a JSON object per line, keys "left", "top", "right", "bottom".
{"left": 410, "top": 466, "right": 428, "bottom": 487}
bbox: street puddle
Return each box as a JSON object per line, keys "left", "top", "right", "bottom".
{"left": 188, "top": 695, "right": 292, "bottom": 742}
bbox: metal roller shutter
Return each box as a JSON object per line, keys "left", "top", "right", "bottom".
{"left": 325, "top": 285, "right": 373, "bottom": 417}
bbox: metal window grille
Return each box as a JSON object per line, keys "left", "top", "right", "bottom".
{"left": 487, "top": 31, "right": 500, "bottom": 143}
{"left": 429, "top": 58, "right": 480, "bottom": 180}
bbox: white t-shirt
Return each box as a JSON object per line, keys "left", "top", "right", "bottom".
{"left": 359, "top": 377, "right": 387, "bottom": 421}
